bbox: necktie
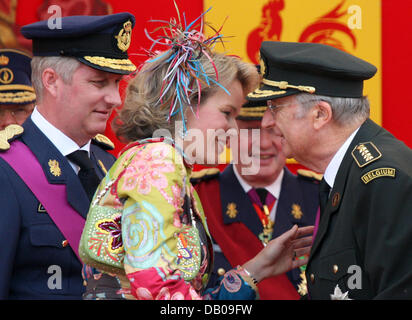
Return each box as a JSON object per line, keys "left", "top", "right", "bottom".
{"left": 255, "top": 188, "right": 268, "bottom": 208}
{"left": 67, "top": 150, "right": 100, "bottom": 201}
{"left": 248, "top": 188, "right": 276, "bottom": 208}
{"left": 313, "top": 178, "right": 331, "bottom": 243}
{"left": 319, "top": 178, "right": 331, "bottom": 214}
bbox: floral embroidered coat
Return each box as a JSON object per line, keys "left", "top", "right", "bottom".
{"left": 84, "top": 139, "right": 258, "bottom": 300}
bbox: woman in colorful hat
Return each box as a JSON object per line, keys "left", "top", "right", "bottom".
{"left": 80, "top": 9, "right": 313, "bottom": 300}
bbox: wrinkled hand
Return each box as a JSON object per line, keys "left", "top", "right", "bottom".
{"left": 242, "top": 225, "right": 314, "bottom": 282}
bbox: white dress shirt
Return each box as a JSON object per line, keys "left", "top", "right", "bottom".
{"left": 31, "top": 107, "right": 91, "bottom": 173}
{"left": 323, "top": 127, "right": 360, "bottom": 190}
{"left": 233, "top": 164, "right": 284, "bottom": 222}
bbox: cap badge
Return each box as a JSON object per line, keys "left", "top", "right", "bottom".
{"left": 48, "top": 159, "right": 61, "bottom": 177}
{"left": 291, "top": 203, "right": 303, "bottom": 219}
{"left": 226, "top": 202, "right": 238, "bottom": 219}
{"left": 115, "top": 20, "right": 132, "bottom": 52}
{"left": 0, "top": 55, "right": 9, "bottom": 66}
{"left": 0, "top": 68, "right": 13, "bottom": 84}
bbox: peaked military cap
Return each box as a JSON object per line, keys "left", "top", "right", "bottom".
{"left": 0, "top": 49, "right": 36, "bottom": 105}
{"left": 236, "top": 99, "right": 267, "bottom": 121}
{"left": 248, "top": 41, "right": 377, "bottom": 101}
{"left": 21, "top": 12, "right": 137, "bottom": 75}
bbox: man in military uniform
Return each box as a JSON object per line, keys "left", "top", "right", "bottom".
{"left": 0, "top": 13, "right": 136, "bottom": 299}
{"left": 0, "top": 49, "right": 35, "bottom": 129}
{"left": 193, "top": 100, "right": 319, "bottom": 299}
{"left": 252, "top": 41, "right": 412, "bottom": 299}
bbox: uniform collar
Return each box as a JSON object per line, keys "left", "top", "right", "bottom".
{"left": 324, "top": 127, "right": 360, "bottom": 189}
{"left": 233, "top": 164, "right": 284, "bottom": 200}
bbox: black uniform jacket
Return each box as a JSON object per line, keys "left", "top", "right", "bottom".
{"left": 0, "top": 118, "right": 116, "bottom": 299}
{"left": 306, "top": 119, "right": 412, "bottom": 300}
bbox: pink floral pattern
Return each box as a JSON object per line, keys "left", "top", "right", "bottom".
{"left": 127, "top": 268, "right": 202, "bottom": 300}
{"left": 122, "top": 144, "right": 175, "bottom": 194}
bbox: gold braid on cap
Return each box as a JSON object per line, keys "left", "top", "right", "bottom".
{"left": 262, "top": 79, "right": 316, "bottom": 94}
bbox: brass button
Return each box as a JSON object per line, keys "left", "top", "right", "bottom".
{"left": 217, "top": 268, "right": 226, "bottom": 276}
{"left": 333, "top": 265, "right": 339, "bottom": 274}
{"left": 62, "top": 240, "right": 68, "bottom": 247}
{"left": 310, "top": 273, "right": 315, "bottom": 283}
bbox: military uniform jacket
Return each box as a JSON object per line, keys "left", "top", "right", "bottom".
{"left": 0, "top": 119, "right": 116, "bottom": 299}
{"left": 306, "top": 119, "right": 412, "bottom": 300}
{"left": 194, "top": 164, "right": 319, "bottom": 298}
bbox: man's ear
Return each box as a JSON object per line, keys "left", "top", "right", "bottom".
{"left": 41, "top": 68, "right": 60, "bottom": 98}
{"left": 312, "top": 100, "right": 333, "bottom": 130}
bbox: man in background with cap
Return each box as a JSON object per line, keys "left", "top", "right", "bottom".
{"left": 193, "top": 99, "right": 319, "bottom": 299}
{"left": 0, "top": 49, "right": 35, "bottom": 129}
{"left": 0, "top": 13, "right": 136, "bottom": 299}
{"left": 251, "top": 41, "right": 412, "bottom": 299}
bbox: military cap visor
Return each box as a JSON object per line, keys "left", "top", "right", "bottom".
{"left": 248, "top": 41, "right": 377, "bottom": 101}
{"left": 21, "top": 13, "right": 137, "bottom": 75}
{"left": 0, "top": 49, "right": 36, "bottom": 105}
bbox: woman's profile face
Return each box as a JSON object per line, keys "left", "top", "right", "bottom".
{"left": 183, "top": 79, "right": 245, "bottom": 165}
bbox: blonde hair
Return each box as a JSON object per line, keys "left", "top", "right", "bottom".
{"left": 113, "top": 51, "right": 259, "bottom": 142}
{"left": 31, "top": 56, "right": 80, "bottom": 103}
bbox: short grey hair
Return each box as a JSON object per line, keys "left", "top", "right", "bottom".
{"left": 294, "top": 93, "right": 370, "bottom": 125}
{"left": 31, "top": 56, "right": 80, "bottom": 103}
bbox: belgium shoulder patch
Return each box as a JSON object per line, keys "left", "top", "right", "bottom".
{"left": 190, "top": 168, "right": 220, "bottom": 185}
{"left": 0, "top": 124, "right": 24, "bottom": 151}
{"left": 297, "top": 169, "right": 323, "bottom": 182}
{"left": 361, "top": 167, "right": 396, "bottom": 184}
{"left": 92, "top": 134, "right": 115, "bottom": 150}
{"left": 351, "top": 142, "right": 382, "bottom": 168}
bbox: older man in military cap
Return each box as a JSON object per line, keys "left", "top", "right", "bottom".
{"left": 0, "top": 13, "right": 136, "bottom": 299}
{"left": 0, "top": 49, "right": 35, "bottom": 129}
{"left": 251, "top": 41, "right": 412, "bottom": 299}
{"left": 193, "top": 99, "right": 319, "bottom": 299}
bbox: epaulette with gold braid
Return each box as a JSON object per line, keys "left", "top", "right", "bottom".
{"left": 0, "top": 124, "right": 24, "bottom": 151}
{"left": 190, "top": 168, "right": 220, "bottom": 184}
{"left": 92, "top": 134, "right": 115, "bottom": 150}
{"left": 297, "top": 169, "right": 323, "bottom": 182}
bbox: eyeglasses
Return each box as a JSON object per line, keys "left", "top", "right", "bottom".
{"left": 266, "top": 100, "right": 294, "bottom": 118}
{"left": 0, "top": 105, "right": 34, "bottom": 121}
{"left": 266, "top": 98, "right": 319, "bottom": 118}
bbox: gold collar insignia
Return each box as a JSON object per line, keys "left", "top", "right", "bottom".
{"left": 226, "top": 202, "right": 238, "bottom": 219}
{"left": 291, "top": 203, "right": 303, "bottom": 219}
{"left": 48, "top": 159, "right": 61, "bottom": 177}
